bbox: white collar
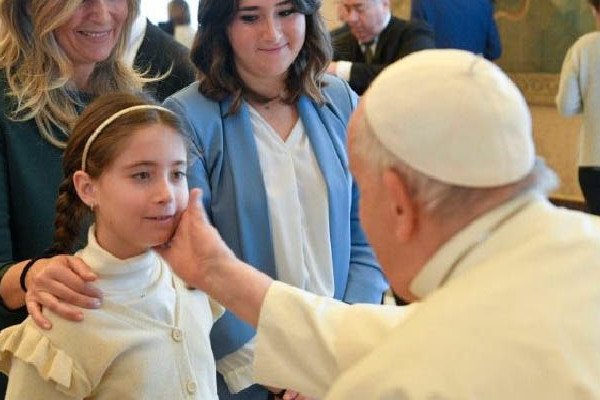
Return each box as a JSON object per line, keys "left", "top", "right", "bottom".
{"left": 382, "top": 12, "right": 392, "bottom": 32}
{"left": 410, "top": 192, "right": 540, "bottom": 299}
{"left": 76, "top": 226, "right": 162, "bottom": 298}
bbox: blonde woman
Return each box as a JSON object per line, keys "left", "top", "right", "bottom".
{"left": 0, "top": 3, "right": 166, "bottom": 396}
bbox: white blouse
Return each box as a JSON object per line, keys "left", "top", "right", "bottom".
{"left": 216, "top": 105, "right": 335, "bottom": 393}
{"left": 249, "top": 105, "right": 334, "bottom": 296}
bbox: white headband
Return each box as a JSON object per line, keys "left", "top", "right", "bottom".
{"left": 81, "top": 105, "right": 176, "bottom": 172}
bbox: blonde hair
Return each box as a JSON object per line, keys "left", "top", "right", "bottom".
{"left": 0, "top": 0, "right": 145, "bottom": 148}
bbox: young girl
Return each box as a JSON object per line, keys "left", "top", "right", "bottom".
{"left": 0, "top": 93, "right": 222, "bottom": 399}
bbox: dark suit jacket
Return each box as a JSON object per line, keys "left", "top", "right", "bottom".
{"left": 134, "top": 21, "right": 196, "bottom": 102}
{"left": 331, "top": 16, "right": 435, "bottom": 94}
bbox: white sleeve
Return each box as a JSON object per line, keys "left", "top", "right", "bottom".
{"left": 253, "top": 282, "right": 416, "bottom": 399}
{"left": 556, "top": 42, "right": 583, "bottom": 116}
{"left": 335, "top": 61, "right": 353, "bottom": 82}
{"left": 216, "top": 338, "right": 257, "bottom": 394}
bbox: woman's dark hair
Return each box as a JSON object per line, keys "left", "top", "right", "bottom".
{"left": 191, "top": 0, "right": 332, "bottom": 114}
{"left": 51, "top": 92, "right": 189, "bottom": 254}
{"left": 589, "top": 0, "right": 600, "bottom": 12}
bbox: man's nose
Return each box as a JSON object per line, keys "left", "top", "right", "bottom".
{"left": 345, "top": 8, "right": 359, "bottom": 23}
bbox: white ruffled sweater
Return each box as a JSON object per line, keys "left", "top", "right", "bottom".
{"left": 0, "top": 227, "right": 223, "bottom": 399}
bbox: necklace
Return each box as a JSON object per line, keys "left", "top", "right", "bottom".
{"left": 257, "top": 98, "right": 280, "bottom": 111}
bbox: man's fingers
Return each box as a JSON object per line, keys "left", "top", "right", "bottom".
{"left": 188, "top": 188, "right": 208, "bottom": 224}
{"left": 282, "top": 390, "right": 299, "bottom": 400}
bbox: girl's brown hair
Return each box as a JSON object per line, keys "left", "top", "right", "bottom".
{"left": 191, "top": 0, "right": 332, "bottom": 114}
{"left": 50, "top": 92, "right": 188, "bottom": 254}
{"left": 590, "top": 0, "right": 600, "bottom": 12}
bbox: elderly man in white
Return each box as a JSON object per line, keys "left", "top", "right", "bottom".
{"left": 159, "top": 49, "right": 600, "bottom": 399}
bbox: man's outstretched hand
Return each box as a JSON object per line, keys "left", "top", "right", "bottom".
{"left": 157, "top": 188, "right": 273, "bottom": 327}
{"left": 157, "top": 188, "right": 234, "bottom": 291}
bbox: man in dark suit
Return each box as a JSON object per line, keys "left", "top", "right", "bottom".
{"left": 328, "top": 0, "right": 434, "bottom": 95}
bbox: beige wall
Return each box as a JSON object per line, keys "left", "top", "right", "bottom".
{"left": 321, "top": 0, "right": 411, "bottom": 30}
{"left": 319, "top": 1, "right": 582, "bottom": 202}
{"left": 321, "top": 0, "right": 342, "bottom": 29}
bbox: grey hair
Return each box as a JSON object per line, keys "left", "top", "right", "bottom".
{"left": 352, "top": 112, "right": 559, "bottom": 219}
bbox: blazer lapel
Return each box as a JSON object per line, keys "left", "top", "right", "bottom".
{"left": 351, "top": 38, "right": 365, "bottom": 63}
{"left": 298, "top": 95, "right": 351, "bottom": 298}
{"left": 220, "top": 99, "right": 277, "bottom": 279}
{"left": 373, "top": 18, "right": 393, "bottom": 63}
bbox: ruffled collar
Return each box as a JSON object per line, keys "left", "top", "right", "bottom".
{"left": 75, "top": 226, "right": 162, "bottom": 298}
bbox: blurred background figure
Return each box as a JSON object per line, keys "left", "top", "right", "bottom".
{"left": 169, "top": 0, "right": 196, "bottom": 48}
{"left": 410, "top": 0, "right": 501, "bottom": 61}
{"left": 159, "top": 0, "right": 196, "bottom": 48}
{"left": 327, "top": 0, "right": 434, "bottom": 95}
{"left": 127, "top": 13, "right": 196, "bottom": 100}
{"left": 556, "top": 0, "right": 600, "bottom": 215}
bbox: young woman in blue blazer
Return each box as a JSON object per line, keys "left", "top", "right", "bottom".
{"left": 164, "top": 0, "right": 387, "bottom": 399}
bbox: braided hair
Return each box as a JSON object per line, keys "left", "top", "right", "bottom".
{"left": 50, "top": 92, "right": 188, "bottom": 254}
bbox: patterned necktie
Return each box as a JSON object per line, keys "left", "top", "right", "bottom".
{"left": 363, "top": 41, "right": 375, "bottom": 64}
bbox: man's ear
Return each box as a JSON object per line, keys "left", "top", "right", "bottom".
{"left": 382, "top": 168, "right": 417, "bottom": 242}
{"left": 73, "top": 171, "right": 97, "bottom": 208}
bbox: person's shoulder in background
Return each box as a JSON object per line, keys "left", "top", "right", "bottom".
{"left": 330, "top": 24, "right": 350, "bottom": 42}
{"left": 135, "top": 20, "right": 196, "bottom": 102}
{"left": 158, "top": 20, "right": 174, "bottom": 35}
{"left": 330, "top": 24, "right": 358, "bottom": 61}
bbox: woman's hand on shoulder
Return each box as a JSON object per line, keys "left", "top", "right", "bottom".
{"left": 26, "top": 255, "right": 102, "bottom": 329}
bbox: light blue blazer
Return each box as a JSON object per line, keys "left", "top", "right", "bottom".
{"left": 164, "top": 75, "right": 388, "bottom": 396}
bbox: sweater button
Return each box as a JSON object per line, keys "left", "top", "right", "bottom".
{"left": 172, "top": 328, "right": 183, "bottom": 342}
{"left": 187, "top": 380, "right": 197, "bottom": 394}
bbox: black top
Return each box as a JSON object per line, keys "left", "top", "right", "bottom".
{"left": 134, "top": 20, "right": 196, "bottom": 102}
